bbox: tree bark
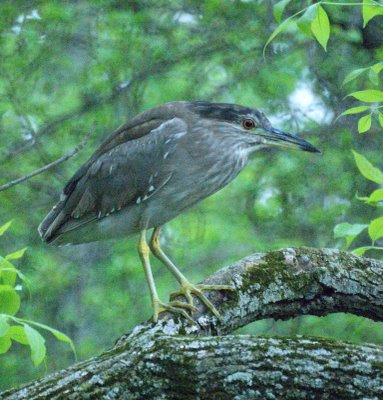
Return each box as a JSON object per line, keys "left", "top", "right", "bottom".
{"left": 2, "top": 247, "right": 383, "bottom": 399}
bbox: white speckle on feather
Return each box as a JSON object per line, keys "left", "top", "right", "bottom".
{"left": 149, "top": 175, "right": 154, "bottom": 184}
{"left": 98, "top": 211, "right": 102, "bottom": 218}
{"left": 148, "top": 185, "right": 155, "bottom": 192}
{"left": 143, "top": 195, "right": 149, "bottom": 201}
{"left": 109, "top": 165, "right": 114, "bottom": 174}
{"left": 60, "top": 194, "right": 66, "bottom": 201}
{"left": 174, "top": 131, "right": 186, "bottom": 139}
{"left": 163, "top": 151, "right": 169, "bottom": 159}
{"left": 136, "top": 197, "right": 141, "bottom": 204}
{"left": 111, "top": 208, "right": 115, "bottom": 213}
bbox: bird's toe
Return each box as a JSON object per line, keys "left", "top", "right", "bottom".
{"left": 152, "top": 300, "right": 196, "bottom": 323}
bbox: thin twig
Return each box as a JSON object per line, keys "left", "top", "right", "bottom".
{"left": 0, "top": 125, "right": 95, "bottom": 193}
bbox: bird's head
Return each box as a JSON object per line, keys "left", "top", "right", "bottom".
{"left": 191, "top": 102, "right": 320, "bottom": 154}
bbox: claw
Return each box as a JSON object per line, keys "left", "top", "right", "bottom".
{"left": 168, "top": 300, "right": 198, "bottom": 312}
{"left": 170, "top": 282, "right": 234, "bottom": 320}
{"left": 152, "top": 300, "right": 196, "bottom": 323}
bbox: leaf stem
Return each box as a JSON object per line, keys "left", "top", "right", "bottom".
{"left": 263, "top": 7, "right": 309, "bottom": 58}
{"left": 321, "top": 1, "right": 383, "bottom": 6}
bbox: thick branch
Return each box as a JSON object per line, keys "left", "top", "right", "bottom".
{"left": 2, "top": 247, "right": 383, "bottom": 399}
{"left": 3, "top": 335, "right": 383, "bottom": 400}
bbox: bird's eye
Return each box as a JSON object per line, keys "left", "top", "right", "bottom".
{"left": 242, "top": 118, "right": 256, "bottom": 130}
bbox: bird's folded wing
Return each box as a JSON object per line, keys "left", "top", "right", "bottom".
{"left": 39, "top": 117, "right": 187, "bottom": 241}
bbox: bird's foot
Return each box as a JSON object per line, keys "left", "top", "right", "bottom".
{"left": 170, "top": 282, "right": 234, "bottom": 320}
{"left": 152, "top": 299, "right": 197, "bottom": 323}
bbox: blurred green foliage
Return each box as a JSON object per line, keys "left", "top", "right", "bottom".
{"left": 0, "top": 221, "right": 75, "bottom": 369}
{"left": 0, "top": 0, "right": 382, "bottom": 391}
{"left": 269, "top": 2, "right": 383, "bottom": 254}
{"left": 334, "top": 151, "right": 383, "bottom": 255}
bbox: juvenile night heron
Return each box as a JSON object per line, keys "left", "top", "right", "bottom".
{"left": 39, "top": 101, "right": 319, "bottom": 322}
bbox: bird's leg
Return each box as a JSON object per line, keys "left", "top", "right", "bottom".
{"left": 137, "top": 230, "right": 195, "bottom": 323}
{"left": 149, "top": 227, "right": 234, "bottom": 320}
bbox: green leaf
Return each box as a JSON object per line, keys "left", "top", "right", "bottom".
{"left": 352, "top": 247, "right": 368, "bottom": 256}
{"left": 264, "top": 15, "right": 296, "bottom": 54}
{"left": 0, "top": 256, "right": 17, "bottom": 287}
{"left": 0, "top": 314, "right": 10, "bottom": 337}
{"left": 352, "top": 246, "right": 370, "bottom": 256}
{"left": 379, "top": 112, "right": 383, "bottom": 128}
{"left": 352, "top": 150, "right": 383, "bottom": 184}
{"left": 297, "top": 4, "right": 318, "bottom": 38}
{"left": 368, "top": 217, "right": 383, "bottom": 241}
{"left": 273, "top": 0, "right": 291, "bottom": 24}
{"left": 334, "top": 222, "right": 368, "bottom": 248}
{"left": 342, "top": 68, "right": 368, "bottom": 86}
{"left": 8, "top": 325, "right": 29, "bottom": 345}
{"left": 371, "top": 62, "right": 383, "bottom": 74}
{"left": 6, "top": 248, "right": 27, "bottom": 261}
{"left": 348, "top": 90, "right": 383, "bottom": 103}
{"left": 359, "top": 188, "right": 383, "bottom": 204}
{"left": 310, "top": 5, "right": 330, "bottom": 51}
{"left": 22, "top": 320, "right": 76, "bottom": 357}
{"left": 369, "top": 68, "right": 379, "bottom": 86}
{"left": 51, "top": 329, "right": 76, "bottom": 356}
{"left": 0, "top": 285, "right": 20, "bottom": 315}
{"left": 0, "top": 265, "right": 31, "bottom": 295}
{"left": 0, "top": 337, "right": 12, "bottom": 354}
{"left": 352, "top": 246, "right": 383, "bottom": 255}
{"left": 358, "top": 114, "right": 372, "bottom": 133}
{"left": 363, "top": 0, "right": 383, "bottom": 28}
{"left": 24, "top": 324, "right": 46, "bottom": 366}
{"left": 340, "top": 106, "right": 370, "bottom": 116}
{"left": 0, "top": 221, "right": 13, "bottom": 237}
{"left": 334, "top": 223, "right": 368, "bottom": 238}
{"left": 369, "top": 188, "right": 383, "bottom": 202}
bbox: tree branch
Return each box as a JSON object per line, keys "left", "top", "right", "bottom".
{"left": 0, "top": 127, "right": 93, "bottom": 193}
{"left": 2, "top": 247, "right": 383, "bottom": 399}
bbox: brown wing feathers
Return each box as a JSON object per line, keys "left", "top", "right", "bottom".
{"left": 38, "top": 117, "right": 167, "bottom": 243}
{"left": 38, "top": 110, "right": 187, "bottom": 243}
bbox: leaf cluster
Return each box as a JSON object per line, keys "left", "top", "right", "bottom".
{"left": 0, "top": 221, "right": 75, "bottom": 366}
{"left": 341, "top": 63, "right": 383, "bottom": 133}
{"left": 266, "top": 0, "right": 383, "bottom": 54}
{"left": 334, "top": 152, "right": 383, "bottom": 255}
{"left": 268, "top": 1, "right": 383, "bottom": 256}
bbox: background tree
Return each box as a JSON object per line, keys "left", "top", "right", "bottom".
{"left": 0, "top": 0, "right": 382, "bottom": 392}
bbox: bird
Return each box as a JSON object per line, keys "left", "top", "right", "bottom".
{"left": 38, "top": 101, "right": 320, "bottom": 322}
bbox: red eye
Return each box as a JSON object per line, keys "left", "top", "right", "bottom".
{"left": 242, "top": 118, "right": 256, "bottom": 130}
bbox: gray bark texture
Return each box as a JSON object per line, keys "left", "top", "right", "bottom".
{"left": 2, "top": 247, "right": 383, "bottom": 400}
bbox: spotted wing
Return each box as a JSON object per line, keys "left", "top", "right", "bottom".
{"left": 39, "top": 117, "right": 187, "bottom": 242}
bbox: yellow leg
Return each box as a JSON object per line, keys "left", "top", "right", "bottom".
{"left": 137, "top": 230, "right": 195, "bottom": 323}
{"left": 149, "top": 227, "right": 234, "bottom": 320}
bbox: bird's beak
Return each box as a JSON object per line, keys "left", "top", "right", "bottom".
{"left": 256, "top": 127, "right": 321, "bottom": 153}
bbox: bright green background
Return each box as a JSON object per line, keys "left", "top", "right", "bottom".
{"left": 0, "top": 0, "right": 382, "bottom": 391}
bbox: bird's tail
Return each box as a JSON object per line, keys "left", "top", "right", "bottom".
{"left": 38, "top": 199, "right": 67, "bottom": 244}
